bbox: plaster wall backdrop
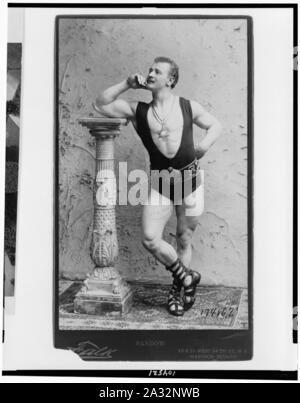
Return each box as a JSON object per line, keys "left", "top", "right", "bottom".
{"left": 58, "top": 17, "right": 249, "bottom": 287}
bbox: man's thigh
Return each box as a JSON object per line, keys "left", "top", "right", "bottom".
{"left": 183, "top": 181, "right": 204, "bottom": 217}
{"left": 142, "top": 188, "right": 173, "bottom": 239}
{"left": 175, "top": 181, "right": 204, "bottom": 231}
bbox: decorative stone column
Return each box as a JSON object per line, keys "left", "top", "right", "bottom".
{"left": 74, "top": 118, "right": 133, "bottom": 316}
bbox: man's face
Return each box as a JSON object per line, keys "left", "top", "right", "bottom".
{"left": 146, "top": 62, "right": 173, "bottom": 90}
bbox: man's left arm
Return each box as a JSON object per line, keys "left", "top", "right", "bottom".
{"left": 190, "top": 100, "right": 222, "bottom": 159}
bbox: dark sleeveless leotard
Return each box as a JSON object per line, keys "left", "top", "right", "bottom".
{"left": 135, "top": 97, "right": 201, "bottom": 203}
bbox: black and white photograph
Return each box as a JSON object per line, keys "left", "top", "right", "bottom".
{"left": 56, "top": 15, "right": 252, "bottom": 361}
{"left": 0, "top": 1, "right": 297, "bottom": 380}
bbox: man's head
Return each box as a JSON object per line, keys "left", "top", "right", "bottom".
{"left": 146, "top": 57, "right": 179, "bottom": 90}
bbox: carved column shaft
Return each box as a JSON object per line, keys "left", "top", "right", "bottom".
{"left": 92, "top": 133, "right": 118, "bottom": 270}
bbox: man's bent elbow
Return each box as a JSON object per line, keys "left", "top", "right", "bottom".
{"left": 93, "top": 99, "right": 113, "bottom": 118}
{"left": 95, "top": 95, "right": 110, "bottom": 108}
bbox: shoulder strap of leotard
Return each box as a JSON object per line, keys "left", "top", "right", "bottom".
{"left": 136, "top": 101, "right": 149, "bottom": 141}
{"left": 179, "top": 97, "right": 193, "bottom": 126}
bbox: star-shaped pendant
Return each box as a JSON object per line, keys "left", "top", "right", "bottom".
{"left": 159, "top": 124, "right": 169, "bottom": 138}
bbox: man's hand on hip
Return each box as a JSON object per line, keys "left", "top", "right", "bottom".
{"left": 195, "top": 145, "right": 208, "bottom": 160}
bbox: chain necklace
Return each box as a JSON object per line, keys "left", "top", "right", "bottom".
{"left": 151, "top": 96, "right": 176, "bottom": 138}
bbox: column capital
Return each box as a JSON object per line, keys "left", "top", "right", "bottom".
{"left": 78, "top": 117, "right": 128, "bottom": 139}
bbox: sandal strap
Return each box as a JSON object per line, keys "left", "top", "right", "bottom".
{"left": 167, "top": 276, "right": 184, "bottom": 316}
{"left": 166, "top": 258, "right": 180, "bottom": 271}
{"left": 168, "top": 300, "right": 184, "bottom": 311}
{"left": 182, "top": 271, "right": 201, "bottom": 310}
{"left": 166, "top": 259, "right": 190, "bottom": 283}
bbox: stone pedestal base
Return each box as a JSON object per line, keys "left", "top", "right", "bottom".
{"left": 74, "top": 275, "right": 133, "bottom": 316}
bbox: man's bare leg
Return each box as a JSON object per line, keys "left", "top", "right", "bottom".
{"left": 142, "top": 186, "right": 203, "bottom": 315}
{"left": 175, "top": 212, "right": 199, "bottom": 267}
{"left": 142, "top": 188, "right": 187, "bottom": 316}
{"left": 172, "top": 183, "right": 204, "bottom": 310}
{"left": 142, "top": 188, "right": 176, "bottom": 266}
{"left": 175, "top": 183, "right": 204, "bottom": 267}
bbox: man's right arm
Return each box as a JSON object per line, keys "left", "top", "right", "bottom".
{"left": 93, "top": 74, "right": 146, "bottom": 119}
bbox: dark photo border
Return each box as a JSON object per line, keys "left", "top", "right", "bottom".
{"left": 54, "top": 13, "right": 253, "bottom": 362}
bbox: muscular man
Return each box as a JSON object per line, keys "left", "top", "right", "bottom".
{"left": 94, "top": 56, "right": 222, "bottom": 316}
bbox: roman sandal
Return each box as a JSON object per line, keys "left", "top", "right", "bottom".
{"left": 167, "top": 277, "right": 184, "bottom": 316}
{"left": 166, "top": 258, "right": 201, "bottom": 312}
{"left": 182, "top": 268, "right": 201, "bottom": 311}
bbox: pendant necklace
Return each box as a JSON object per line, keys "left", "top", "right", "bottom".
{"left": 152, "top": 96, "right": 176, "bottom": 139}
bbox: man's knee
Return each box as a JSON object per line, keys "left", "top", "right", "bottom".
{"left": 142, "top": 234, "right": 161, "bottom": 253}
{"left": 176, "top": 228, "right": 193, "bottom": 250}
